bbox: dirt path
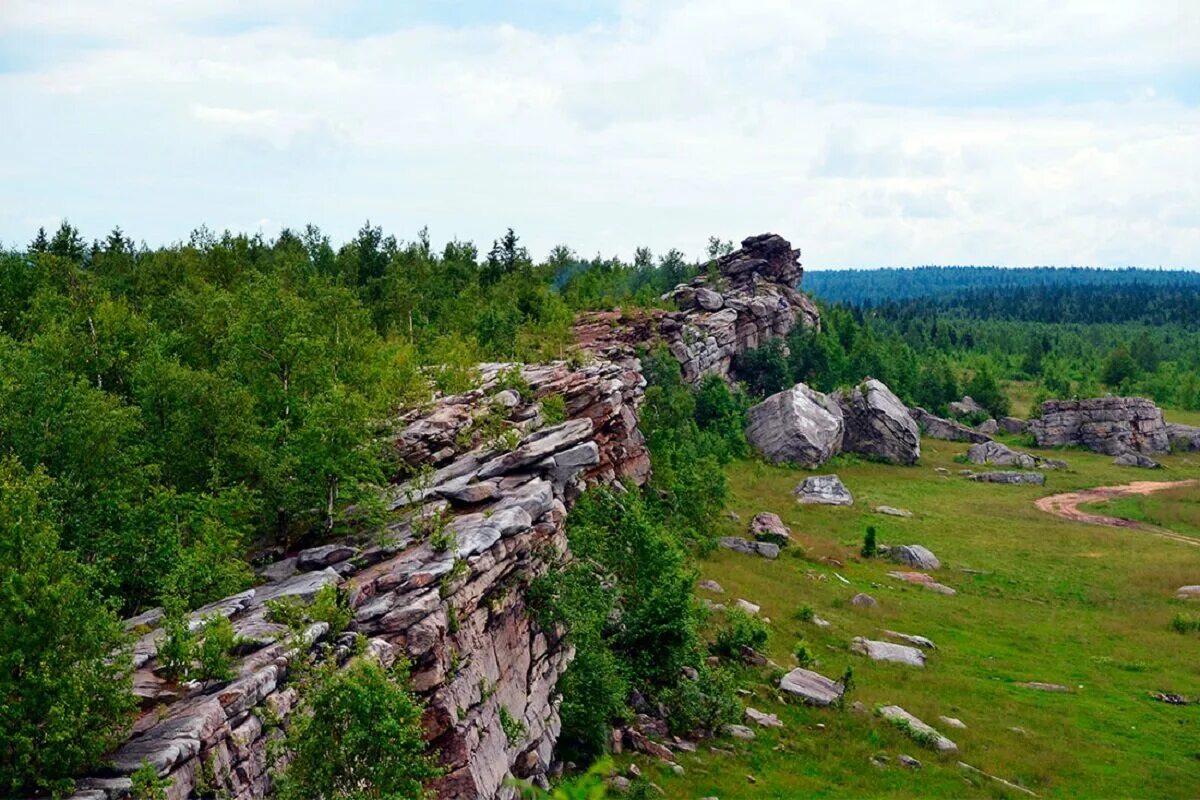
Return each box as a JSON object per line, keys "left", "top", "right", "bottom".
{"left": 1035, "top": 480, "right": 1199, "bottom": 546}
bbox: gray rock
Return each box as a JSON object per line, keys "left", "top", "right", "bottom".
{"left": 724, "top": 723, "right": 756, "bottom": 739}
{"left": 477, "top": 418, "right": 594, "bottom": 478}
{"left": 1016, "top": 681, "right": 1072, "bottom": 693}
{"left": 834, "top": 378, "right": 920, "bottom": 465}
{"left": 718, "top": 536, "right": 779, "bottom": 559}
{"left": 899, "top": 754, "right": 923, "bottom": 769}
{"left": 1031, "top": 396, "right": 1169, "bottom": 454}
{"left": 882, "top": 629, "right": 936, "bottom": 649}
{"left": 939, "top": 715, "right": 967, "bottom": 729}
{"left": 875, "top": 505, "right": 913, "bottom": 517}
{"left": 1167, "top": 423, "right": 1200, "bottom": 452}
{"left": 779, "top": 667, "right": 846, "bottom": 706}
{"left": 999, "top": 416, "right": 1029, "bottom": 434}
{"left": 968, "top": 440, "right": 1038, "bottom": 469}
{"left": 1113, "top": 451, "right": 1160, "bottom": 468}
{"left": 745, "top": 707, "right": 783, "bottom": 728}
{"left": 850, "top": 592, "right": 878, "bottom": 608}
{"left": 976, "top": 418, "right": 999, "bottom": 436}
{"left": 851, "top": 637, "right": 927, "bottom": 667}
{"left": 251, "top": 569, "right": 340, "bottom": 608}
{"left": 969, "top": 471, "right": 1045, "bottom": 485}
{"left": 948, "top": 396, "right": 987, "bottom": 418}
{"left": 734, "top": 598, "right": 761, "bottom": 615}
{"left": 746, "top": 384, "right": 844, "bottom": 467}
{"left": 749, "top": 511, "right": 791, "bottom": 542}
{"left": 909, "top": 407, "right": 992, "bottom": 443}
{"left": 794, "top": 474, "right": 853, "bottom": 506}
{"left": 296, "top": 543, "right": 359, "bottom": 570}
{"left": 877, "top": 705, "right": 957, "bottom": 752}
{"left": 1176, "top": 585, "right": 1200, "bottom": 599}
{"left": 695, "top": 287, "right": 724, "bottom": 311}
{"left": 699, "top": 579, "right": 725, "bottom": 593}
{"left": 891, "top": 544, "right": 940, "bottom": 570}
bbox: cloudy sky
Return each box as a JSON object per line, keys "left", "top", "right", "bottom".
{"left": 1, "top": 1, "right": 1198, "bottom": 267}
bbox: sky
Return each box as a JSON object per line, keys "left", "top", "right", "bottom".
{"left": 1, "top": 1, "right": 1198, "bottom": 268}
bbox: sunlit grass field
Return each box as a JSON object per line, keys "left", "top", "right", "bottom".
{"left": 633, "top": 437, "right": 1200, "bottom": 798}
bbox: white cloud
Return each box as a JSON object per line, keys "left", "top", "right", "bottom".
{"left": 1, "top": 0, "right": 1197, "bottom": 267}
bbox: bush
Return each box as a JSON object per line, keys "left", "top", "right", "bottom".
{"left": 0, "top": 457, "right": 137, "bottom": 797}
{"left": 794, "top": 605, "right": 815, "bottom": 623}
{"left": 540, "top": 393, "right": 567, "bottom": 425}
{"left": 734, "top": 338, "right": 791, "bottom": 398}
{"left": 663, "top": 665, "right": 740, "bottom": 736}
{"left": 861, "top": 526, "right": 878, "bottom": 558}
{"left": 275, "top": 656, "right": 441, "bottom": 800}
{"left": 793, "top": 640, "right": 814, "bottom": 667}
{"left": 712, "top": 607, "right": 769, "bottom": 658}
{"left": 1170, "top": 613, "right": 1200, "bottom": 634}
{"left": 193, "top": 614, "right": 238, "bottom": 683}
{"left": 129, "top": 760, "right": 170, "bottom": 800}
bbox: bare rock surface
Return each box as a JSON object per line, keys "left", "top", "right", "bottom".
{"left": 745, "top": 707, "right": 784, "bottom": 728}
{"left": 969, "top": 471, "right": 1046, "bottom": 486}
{"left": 999, "top": 416, "right": 1029, "bottom": 434}
{"left": 1167, "top": 423, "right": 1200, "bottom": 452}
{"left": 883, "top": 630, "right": 936, "bottom": 649}
{"left": 750, "top": 511, "right": 791, "bottom": 542}
{"left": 779, "top": 668, "right": 846, "bottom": 706}
{"left": 834, "top": 379, "right": 920, "bottom": 465}
{"left": 877, "top": 706, "right": 958, "bottom": 752}
{"left": 746, "top": 383, "right": 844, "bottom": 467}
{"left": 1031, "top": 397, "right": 1169, "bottom": 454}
{"left": 1113, "top": 452, "right": 1160, "bottom": 469}
{"left": 976, "top": 418, "right": 999, "bottom": 436}
{"left": 949, "top": 396, "right": 987, "bottom": 418}
{"left": 909, "top": 407, "right": 992, "bottom": 444}
{"left": 851, "top": 637, "right": 927, "bottom": 667}
{"left": 888, "top": 571, "right": 957, "bottom": 595}
{"left": 719, "top": 536, "right": 780, "bottom": 559}
{"left": 794, "top": 474, "right": 853, "bottom": 506}
{"left": 875, "top": 505, "right": 913, "bottom": 517}
{"left": 890, "top": 545, "right": 941, "bottom": 571}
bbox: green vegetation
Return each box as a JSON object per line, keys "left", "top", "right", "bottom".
{"left": 274, "top": 656, "right": 441, "bottom": 800}
{"left": 1081, "top": 485, "right": 1200, "bottom": 538}
{"left": 641, "top": 438, "right": 1200, "bottom": 798}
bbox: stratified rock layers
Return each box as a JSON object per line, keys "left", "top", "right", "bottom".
{"left": 1031, "top": 397, "right": 1169, "bottom": 455}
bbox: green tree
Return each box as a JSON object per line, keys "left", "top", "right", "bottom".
{"left": 1102, "top": 346, "right": 1139, "bottom": 387}
{"left": 0, "top": 456, "right": 136, "bottom": 797}
{"left": 275, "top": 656, "right": 441, "bottom": 800}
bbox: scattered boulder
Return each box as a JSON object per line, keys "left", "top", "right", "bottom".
{"left": 1031, "top": 397, "right": 1169, "bottom": 455}
{"left": 882, "top": 629, "right": 936, "bottom": 649}
{"left": 999, "top": 416, "right": 1029, "bottom": 434}
{"left": 1152, "top": 692, "right": 1189, "bottom": 705}
{"left": 1016, "top": 681, "right": 1072, "bottom": 693}
{"left": 745, "top": 707, "right": 784, "bottom": 728}
{"left": 734, "top": 598, "right": 761, "bottom": 615}
{"left": 834, "top": 378, "right": 921, "bottom": 464}
{"left": 969, "top": 471, "right": 1045, "bottom": 485}
{"left": 1176, "top": 585, "right": 1200, "bottom": 599}
{"left": 976, "top": 418, "right": 999, "bottom": 436}
{"left": 909, "top": 407, "right": 992, "bottom": 443}
{"left": 877, "top": 706, "right": 958, "bottom": 752}
{"left": 888, "top": 571, "right": 957, "bottom": 595}
{"left": 852, "top": 637, "right": 926, "bottom": 667}
{"left": 794, "top": 474, "right": 853, "bottom": 506}
{"left": 939, "top": 716, "right": 967, "bottom": 729}
{"left": 875, "top": 505, "right": 913, "bottom": 517}
{"left": 850, "top": 592, "right": 878, "bottom": 608}
{"left": 948, "top": 396, "right": 987, "bottom": 419}
{"left": 1113, "top": 451, "right": 1160, "bottom": 469}
{"left": 890, "top": 544, "right": 941, "bottom": 571}
{"left": 745, "top": 383, "right": 844, "bottom": 467}
{"left": 750, "top": 511, "right": 791, "bottom": 543}
{"left": 699, "top": 579, "right": 725, "bottom": 593}
{"left": 967, "top": 440, "right": 1038, "bottom": 469}
{"left": 724, "top": 723, "right": 756, "bottom": 740}
{"left": 694, "top": 287, "right": 724, "bottom": 311}
{"left": 779, "top": 667, "right": 846, "bottom": 706}
{"left": 898, "top": 754, "right": 923, "bottom": 769}
{"left": 718, "top": 536, "right": 780, "bottom": 559}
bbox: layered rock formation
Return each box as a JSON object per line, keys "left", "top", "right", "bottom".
{"left": 1030, "top": 397, "right": 1169, "bottom": 455}
{"left": 833, "top": 379, "right": 920, "bottom": 465}
{"left": 67, "top": 361, "right": 649, "bottom": 800}
{"left": 573, "top": 233, "right": 819, "bottom": 384}
{"left": 745, "top": 383, "right": 843, "bottom": 467}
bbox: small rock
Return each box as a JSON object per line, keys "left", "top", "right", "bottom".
{"left": 899, "top": 754, "right": 923, "bottom": 769}
{"left": 671, "top": 763, "right": 684, "bottom": 776}
{"left": 888, "top": 571, "right": 957, "bottom": 595}
{"left": 699, "top": 579, "right": 725, "bottom": 593}
{"left": 850, "top": 592, "right": 878, "bottom": 608}
{"left": 875, "top": 505, "right": 913, "bottom": 517}
{"left": 779, "top": 667, "right": 845, "bottom": 706}
{"left": 851, "top": 637, "right": 926, "bottom": 667}
{"left": 628, "top": 764, "right": 642, "bottom": 778}
{"left": 877, "top": 705, "right": 957, "bottom": 752}
{"left": 681, "top": 666, "right": 699, "bottom": 681}
{"left": 976, "top": 418, "right": 999, "bottom": 435}
{"left": 882, "top": 629, "right": 936, "bottom": 649}
{"left": 609, "top": 776, "right": 631, "bottom": 792}
{"left": 939, "top": 715, "right": 967, "bottom": 729}
{"left": 724, "top": 724, "right": 756, "bottom": 740}
{"left": 745, "top": 707, "right": 784, "bottom": 728}
{"left": 750, "top": 511, "right": 792, "bottom": 542}
{"left": 1152, "top": 692, "right": 1188, "bottom": 705}
{"left": 891, "top": 544, "right": 940, "bottom": 570}
{"left": 794, "top": 474, "right": 854, "bottom": 506}
{"left": 1177, "top": 585, "right": 1200, "bottom": 599}
{"left": 1113, "top": 451, "right": 1160, "bottom": 469}
{"left": 718, "top": 536, "right": 779, "bottom": 559}
{"left": 1016, "top": 681, "right": 1072, "bottom": 693}
{"left": 739, "top": 645, "right": 768, "bottom": 666}
{"left": 735, "top": 598, "right": 761, "bottom": 615}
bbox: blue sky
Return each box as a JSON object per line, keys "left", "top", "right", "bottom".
{"left": 1, "top": 1, "right": 1197, "bottom": 267}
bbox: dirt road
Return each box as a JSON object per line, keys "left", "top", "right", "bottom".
{"left": 1035, "top": 480, "right": 1198, "bottom": 545}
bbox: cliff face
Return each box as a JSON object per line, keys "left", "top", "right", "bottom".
{"left": 574, "top": 233, "right": 819, "bottom": 384}
{"left": 67, "top": 235, "right": 816, "bottom": 800}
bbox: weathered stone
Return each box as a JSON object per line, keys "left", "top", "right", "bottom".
{"left": 718, "top": 536, "right": 780, "bottom": 559}
{"left": 296, "top": 543, "right": 359, "bottom": 570}
{"left": 909, "top": 407, "right": 992, "bottom": 443}
{"left": 749, "top": 511, "right": 791, "bottom": 542}
{"left": 834, "top": 379, "right": 920, "bottom": 465}
{"left": 939, "top": 715, "right": 967, "bottom": 729}
{"left": 875, "top": 505, "right": 913, "bottom": 517}
{"left": 746, "top": 384, "right": 844, "bottom": 467}
{"left": 969, "top": 471, "right": 1045, "bottom": 485}
{"left": 882, "top": 630, "right": 936, "bottom": 650}
{"left": 891, "top": 545, "right": 940, "bottom": 571}
{"left": 1031, "top": 397, "right": 1169, "bottom": 454}
{"left": 699, "top": 579, "right": 725, "bottom": 593}
{"left": 851, "top": 637, "right": 926, "bottom": 667}
{"left": 1016, "top": 681, "right": 1072, "bottom": 693}
{"left": 877, "top": 706, "right": 957, "bottom": 752}
{"left": 1167, "top": 423, "right": 1200, "bottom": 452}
{"left": 745, "top": 707, "right": 784, "bottom": 728}
{"left": 779, "top": 667, "right": 845, "bottom": 706}
{"left": 948, "top": 396, "right": 987, "bottom": 418}
{"left": 976, "top": 418, "right": 999, "bottom": 436}
{"left": 850, "top": 593, "right": 878, "bottom": 608}
{"left": 724, "top": 723, "right": 756, "bottom": 740}
{"left": 794, "top": 474, "right": 853, "bottom": 506}
{"left": 999, "top": 416, "right": 1029, "bottom": 434}
{"left": 694, "top": 287, "right": 724, "bottom": 311}
{"left": 968, "top": 441, "right": 1038, "bottom": 469}
{"left": 1176, "top": 585, "right": 1200, "bottom": 599}
{"left": 888, "top": 571, "right": 957, "bottom": 595}
{"left": 734, "top": 598, "right": 761, "bottom": 615}
{"left": 1113, "top": 451, "right": 1160, "bottom": 469}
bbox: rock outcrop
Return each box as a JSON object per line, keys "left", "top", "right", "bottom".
{"left": 967, "top": 440, "right": 1065, "bottom": 470}
{"left": 999, "top": 416, "right": 1029, "bottom": 434}
{"left": 1113, "top": 452, "right": 1160, "bottom": 469}
{"left": 909, "top": 407, "right": 992, "bottom": 444}
{"left": 1167, "top": 423, "right": 1200, "bottom": 452}
{"left": 573, "top": 233, "right": 819, "bottom": 385}
{"left": 968, "top": 471, "right": 1046, "bottom": 486}
{"left": 851, "top": 637, "right": 927, "bottom": 668}
{"left": 779, "top": 668, "right": 845, "bottom": 706}
{"left": 834, "top": 379, "right": 921, "bottom": 465}
{"left": 745, "top": 383, "right": 843, "bottom": 467}
{"left": 948, "top": 396, "right": 987, "bottom": 419}
{"left": 1030, "top": 397, "right": 1170, "bottom": 455}
{"left": 794, "top": 474, "right": 853, "bottom": 506}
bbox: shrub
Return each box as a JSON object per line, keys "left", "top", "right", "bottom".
{"left": 793, "top": 640, "right": 814, "bottom": 667}
{"left": 1170, "top": 613, "right": 1200, "bottom": 634}
{"left": 734, "top": 338, "right": 791, "bottom": 398}
{"left": 193, "top": 614, "right": 238, "bottom": 684}
{"left": 158, "top": 601, "right": 198, "bottom": 681}
{"left": 274, "top": 656, "right": 441, "bottom": 800}
{"left": 129, "top": 760, "right": 170, "bottom": 800}
{"left": 794, "top": 605, "right": 815, "bottom": 623}
{"left": 500, "top": 706, "right": 528, "bottom": 745}
{"left": 712, "top": 607, "right": 769, "bottom": 658}
{"left": 540, "top": 393, "right": 567, "bottom": 425}
{"left": 861, "top": 526, "right": 878, "bottom": 559}
{"left": 0, "top": 457, "right": 136, "bottom": 797}
{"left": 663, "top": 665, "right": 740, "bottom": 736}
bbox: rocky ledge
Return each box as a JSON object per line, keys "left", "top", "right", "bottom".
{"left": 573, "top": 233, "right": 819, "bottom": 384}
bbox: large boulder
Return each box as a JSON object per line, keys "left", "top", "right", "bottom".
{"left": 1167, "top": 423, "right": 1200, "bottom": 452}
{"left": 999, "top": 416, "right": 1029, "bottom": 434}
{"left": 779, "top": 668, "right": 845, "bottom": 706}
{"left": 890, "top": 544, "right": 940, "bottom": 570}
{"left": 967, "top": 441, "right": 1037, "bottom": 469}
{"left": 834, "top": 378, "right": 920, "bottom": 465}
{"left": 749, "top": 512, "right": 791, "bottom": 543}
{"left": 1113, "top": 452, "right": 1159, "bottom": 469}
{"left": 745, "top": 384, "right": 844, "bottom": 468}
{"left": 794, "top": 474, "right": 853, "bottom": 506}
{"left": 909, "top": 407, "right": 991, "bottom": 444}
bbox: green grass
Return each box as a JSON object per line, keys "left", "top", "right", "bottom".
{"left": 1081, "top": 486, "right": 1200, "bottom": 539}
{"left": 645, "top": 440, "right": 1200, "bottom": 798}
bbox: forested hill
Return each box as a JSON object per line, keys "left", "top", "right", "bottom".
{"left": 805, "top": 266, "right": 1200, "bottom": 307}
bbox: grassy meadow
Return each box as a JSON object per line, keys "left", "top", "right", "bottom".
{"left": 627, "top": 435, "right": 1200, "bottom": 798}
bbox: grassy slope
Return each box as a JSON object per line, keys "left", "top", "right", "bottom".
{"left": 641, "top": 437, "right": 1200, "bottom": 799}
{"left": 1081, "top": 486, "right": 1200, "bottom": 539}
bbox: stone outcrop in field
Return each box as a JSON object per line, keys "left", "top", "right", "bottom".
{"left": 1030, "top": 397, "right": 1170, "bottom": 455}
{"left": 834, "top": 379, "right": 921, "bottom": 465}
{"left": 909, "top": 407, "right": 992, "bottom": 444}
{"left": 1167, "top": 423, "right": 1200, "bottom": 452}
{"left": 573, "top": 233, "right": 819, "bottom": 384}
{"left": 745, "top": 383, "right": 843, "bottom": 467}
